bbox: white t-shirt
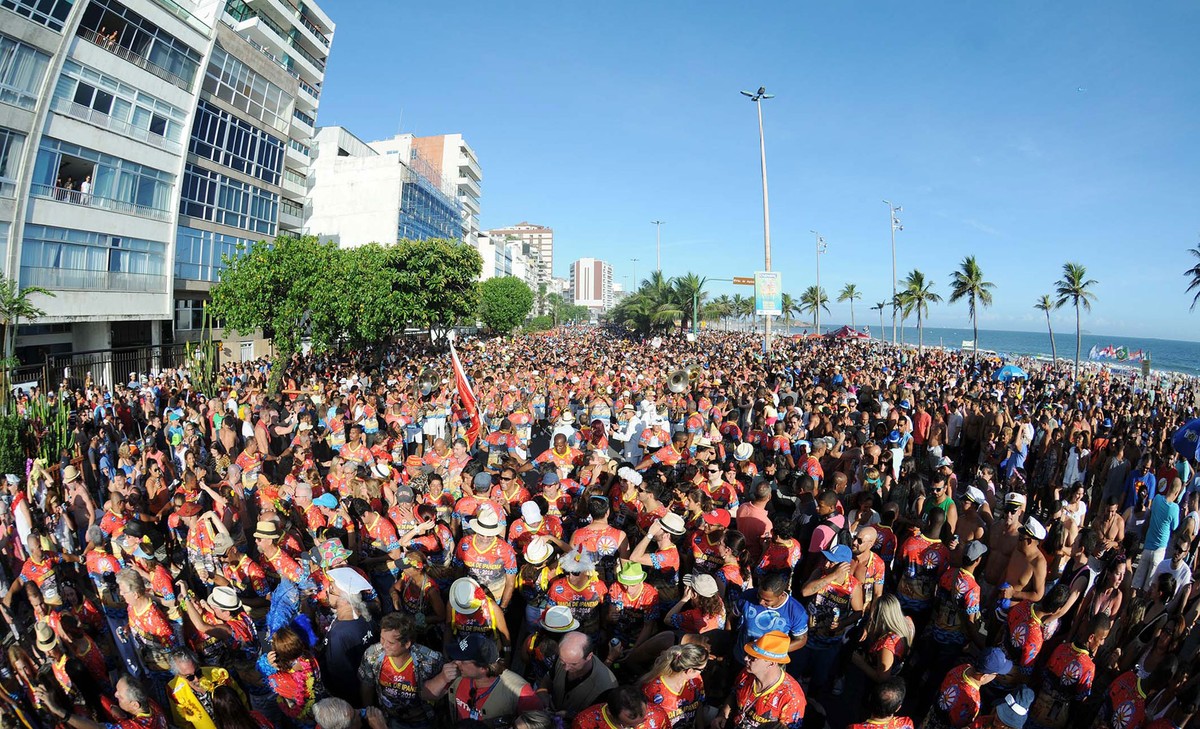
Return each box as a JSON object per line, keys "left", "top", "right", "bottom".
{"left": 1151, "top": 557, "right": 1193, "bottom": 599}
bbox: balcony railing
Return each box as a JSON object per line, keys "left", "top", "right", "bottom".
{"left": 30, "top": 183, "right": 172, "bottom": 222}
{"left": 293, "top": 108, "right": 315, "bottom": 127}
{"left": 78, "top": 29, "right": 192, "bottom": 92}
{"left": 298, "top": 13, "right": 329, "bottom": 47}
{"left": 51, "top": 97, "right": 182, "bottom": 153}
{"left": 22, "top": 265, "right": 168, "bottom": 293}
{"left": 280, "top": 199, "right": 304, "bottom": 218}
{"left": 224, "top": 18, "right": 323, "bottom": 101}
{"left": 283, "top": 168, "right": 307, "bottom": 187}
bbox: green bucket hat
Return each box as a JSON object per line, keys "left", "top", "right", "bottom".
{"left": 617, "top": 561, "right": 646, "bottom": 586}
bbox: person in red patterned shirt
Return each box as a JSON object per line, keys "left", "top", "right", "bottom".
{"left": 1093, "top": 663, "right": 1175, "bottom": 729}
{"left": 574, "top": 685, "right": 670, "bottom": 729}
{"left": 37, "top": 673, "right": 168, "bottom": 729}
{"left": 1026, "top": 615, "right": 1109, "bottom": 729}
{"left": 988, "top": 585, "right": 1069, "bottom": 702}
{"left": 714, "top": 631, "right": 806, "bottom": 729}
{"left": 639, "top": 643, "right": 707, "bottom": 728}
{"left": 848, "top": 678, "right": 914, "bottom": 729}
{"left": 923, "top": 648, "right": 1011, "bottom": 729}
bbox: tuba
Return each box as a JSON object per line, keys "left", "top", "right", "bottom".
{"left": 686, "top": 364, "right": 703, "bottom": 386}
{"left": 417, "top": 368, "right": 437, "bottom": 397}
{"left": 667, "top": 368, "right": 690, "bottom": 394}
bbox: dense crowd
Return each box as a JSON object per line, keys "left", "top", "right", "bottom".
{"left": 0, "top": 326, "right": 1198, "bottom": 729}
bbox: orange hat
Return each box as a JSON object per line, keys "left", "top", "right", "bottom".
{"left": 404, "top": 455, "right": 423, "bottom": 468}
{"left": 744, "top": 630, "right": 791, "bottom": 664}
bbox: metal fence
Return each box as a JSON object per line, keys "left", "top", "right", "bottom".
{"left": 10, "top": 343, "right": 215, "bottom": 394}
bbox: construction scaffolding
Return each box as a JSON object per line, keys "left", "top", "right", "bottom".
{"left": 398, "top": 147, "right": 463, "bottom": 241}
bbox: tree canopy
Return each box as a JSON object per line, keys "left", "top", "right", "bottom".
{"left": 479, "top": 276, "right": 534, "bottom": 334}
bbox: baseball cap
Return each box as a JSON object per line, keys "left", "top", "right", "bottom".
{"left": 541, "top": 471, "right": 560, "bottom": 486}
{"left": 447, "top": 633, "right": 500, "bottom": 665}
{"left": 473, "top": 472, "right": 493, "bottom": 489}
{"left": 702, "top": 509, "right": 731, "bottom": 528}
{"left": 964, "top": 540, "right": 988, "bottom": 562}
{"left": 822, "top": 544, "right": 853, "bottom": 563}
{"left": 313, "top": 493, "right": 339, "bottom": 509}
{"left": 974, "top": 647, "right": 1014, "bottom": 676}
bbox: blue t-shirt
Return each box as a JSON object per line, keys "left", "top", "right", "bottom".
{"left": 735, "top": 589, "right": 809, "bottom": 657}
{"left": 1144, "top": 495, "right": 1180, "bottom": 552}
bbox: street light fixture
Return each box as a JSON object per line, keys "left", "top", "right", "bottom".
{"left": 651, "top": 220, "right": 665, "bottom": 273}
{"left": 630, "top": 258, "right": 640, "bottom": 292}
{"left": 742, "top": 86, "right": 774, "bottom": 352}
{"left": 883, "top": 200, "right": 903, "bottom": 345}
{"left": 811, "top": 230, "right": 827, "bottom": 335}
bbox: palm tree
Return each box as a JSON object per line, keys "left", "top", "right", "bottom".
{"left": 948, "top": 255, "right": 996, "bottom": 360}
{"left": 780, "top": 293, "right": 799, "bottom": 332}
{"left": 710, "top": 294, "right": 734, "bottom": 330}
{"left": 1034, "top": 294, "right": 1057, "bottom": 364}
{"left": 897, "top": 269, "right": 942, "bottom": 354}
{"left": 732, "top": 294, "right": 753, "bottom": 330}
{"left": 892, "top": 293, "right": 909, "bottom": 345}
{"left": 837, "top": 283, "right": 862, "bottom": 329}
{"left": 671, "top": 273, "right": 707, "bottom": 332}
{"left": 1054, "top": 262, "right": 1098, "bottom": 379}
{"left": 799, "top": 286, "right": 829, "bottom": 333}
{"left": 871, "top": 301, "right": 887, "bottom": 338}
{"left": 0, "top": 275, "right": 53, "bottom": 413}
{"left": 1186, "top": 247, "right": 1200, "bottom": 310}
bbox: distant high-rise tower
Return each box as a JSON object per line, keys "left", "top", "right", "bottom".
{"left": 570, "top": 258, "right": 613, "bottom": 313}
{"left": 486, "top": 222, "right": 552, "bottom": 287}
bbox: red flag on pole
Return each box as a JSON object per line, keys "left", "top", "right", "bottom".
{"left": 449, "top": 337, "right": 482, "bottom": 448}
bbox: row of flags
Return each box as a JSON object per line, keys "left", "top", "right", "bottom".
{"left": 1088, "top": 344, "right": 1147, "bottom": 362}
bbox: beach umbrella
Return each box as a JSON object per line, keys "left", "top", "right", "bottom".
{"left": 994, "top": 365, "right": 1028, "bottom": 382}
{"left": 1172, "top": 418, "right": 1200, "bottom": 459}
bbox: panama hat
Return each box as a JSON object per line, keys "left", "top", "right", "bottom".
{"left": 683, "top": 573, "right": 719, "bottom": 598}
{"left": 252, "top": 521, "right": 282, "bottom": 540}
{"left": 658, "top": 512, "right": 687, "bottom": 536}
{"left": 34, "top": 624, "right": 59, "bottom": 652}
{"left": 541, "top": 605, "right": 579, "bottom": 633}
{"left": 470, "top": 507, "right": 503, "bottom": 537}
{"left": 450, "top": 577, "right": 486, "bottom": 613}
{"left": 734, "top": 443, "right": 754, "bottom": 462}
{"left": 744, "top": 630, "right": 791, "bottom": 664}
{"left": 205, "top": 586, "right": 243, "bottom": 613}
{"left": 61, "top": 465, "right": 81, "bottom": 483}
{"left": 524, "top": 537, "right": 553, "bottom": 565}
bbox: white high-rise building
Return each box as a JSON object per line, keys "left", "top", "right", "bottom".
{"left": 486, "top": 222, "right": 552, "bottom": 286}
{"left": 570, "top": 257, "right": 613, "bottom": 313}
{"left": 0, "top": 0, "right": 334, "bottom": 369}
{"left": 412, "top": 133, "right": 481, "bottom": 245}
{"left": 307, "top": 127, "right": 469, "bottom": 247}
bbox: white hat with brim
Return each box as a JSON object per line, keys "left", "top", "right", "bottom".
{"left": 659, "top": 512, "right": 687, "bottom": 536}
{"left": 683, "top": 573, "right": 719, "bottom": 598}
{"left": 542, "top": 605, "right": 579, "bottom": 633}
{"left": 734, "top": 443, "right": 753, "bottom": 462}
{"left": 205, "top": 585, "right": 244, "bottom": 613}
{"left": 470, "top": 508, "right": 503, "bottom": 537}
{"left": 525, "top": 537, "right": 553, "bottom": 565}
{"left": 450, "top": 577, "right": 485, "bottom": 613}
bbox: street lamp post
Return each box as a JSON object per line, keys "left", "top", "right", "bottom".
{"left": 742, "top": 86, "right": 774, "bottom": 352}
{"left": 631, "top": 258, "right": 639, "bottom": 291}
{"left": 811, "top": 230, "right": 826, "bottom": 335}
{"left": 651, "top": 220, "right": 665, "bottom": 273}
{"left": 883, "top": 201, "right": 903, "bottom": 345}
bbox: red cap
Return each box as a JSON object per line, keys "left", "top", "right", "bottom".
{"left": 703, "top": 509, "right": 731, "bottom": 528}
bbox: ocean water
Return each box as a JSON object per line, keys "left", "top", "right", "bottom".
{"left": 786, "top": 324, "right": 1200, "bottom": 377}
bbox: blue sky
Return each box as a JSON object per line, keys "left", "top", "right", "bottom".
{"left": 315, "top": 1, "right": 1200, "bottom": 340}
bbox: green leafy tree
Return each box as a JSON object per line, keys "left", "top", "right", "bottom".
{"left": 837, "top": 283, "right": 862, "bottom": 328}
{"left": 1185, "top": 246, "right": 1200, "bottom": 311}
{"left": 672, "top": 273, "right": 708, "bottom": 331}
{"left": 386, "top": 239, "right": 483, "bottom": 338}
{"left": 780, "top": 293, "right": 799, "bottom": 332}
{"left": 1054, "top": 262, "right": 1098, "bottom": 378}
{"left": 799, "top": 286, "right": 829, "bottom": 331}
{"left": 1035, "top": 294, "right": 1057, "bottom": 364}
{"left": 897, "top": 269, "right": 942, "bottom": 354}
{"left": 322, "top": 243, "right": 412, "bottom": 350}
{"left": 211, "top": 234, "right": 341, "bottom": 391}
{"left": 479, "top": 276, "right": 534, "bottom": 334}
{"left": 948, "top": 255, "right": 995, "bottom": 360}
{"left": 732, "top": 294, "right": 753, "bottom": 328}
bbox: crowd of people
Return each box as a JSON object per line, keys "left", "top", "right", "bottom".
{"left": 0, "top": 326, "right": 1198, "bottom": 729}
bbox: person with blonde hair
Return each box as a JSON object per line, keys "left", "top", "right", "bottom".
{"left": 846, "top": 593, "right": 914, "bottom": 718}
{"left": 639, "top": 643, "right": 708, "bottom": 728}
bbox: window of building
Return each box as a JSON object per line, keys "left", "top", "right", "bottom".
{"left": 174, "top": 225, "right": 252, "bottom": 282}
{"left": 0, "top": 0, "right": 74, "bottom": 32}
{"left": 0, "top": 127, "right": 24, "bottom": 182}
{"left": 180, "top": 164, "right": 277, "bottom": 236}
{"left": 188, "top": 100, "right": 283, "bottom": 185}
{"left": 202, "top": 43, "right": 289, "bottom": 134}
{"left": 33, "top": 137, "right": 174, "bottom": 211}
{"left": 21, "top": 224, "right": 166, "bottom": 291}
{"left": 53, "top": 60, "right": 188, "bottom": 144}
{"left": 76, "top": 0, "right": 201, "bottom": 88}
{"left": 174, "top": 298, "right": 207, "bottom": 330}
{"left": 0, "top": 32, "right": 49, "bottom": 109}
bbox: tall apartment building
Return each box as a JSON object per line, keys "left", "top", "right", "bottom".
{"left": 0, "top": 0, "right": 333, "bottom": 367}
{"left": 307, "top": 127, "right": 473, "bottom": 247}
{"left": 486, "top": 222, "right": 552, "bottom": 287}
{"left": 411, "top": 133, "right": 480, "bottom": 245}
{"left": 570, "top": 257, "right": 613, "bottom": 313}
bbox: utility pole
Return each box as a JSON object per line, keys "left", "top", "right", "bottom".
{"left": 883, "top": 201, "right": 903, "bottom": 345}
{"left": 811, "top": 230, "right": 826, "bottom": 335}
{"left": 741, "top": 86, "right": 774, "bottom": 351}
{"left": 651, "top": 220, "right": 664, "bottom": 273}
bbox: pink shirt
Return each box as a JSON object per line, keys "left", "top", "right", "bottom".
{"left": 736, "top": 502, "right": 772, "bottom": 563}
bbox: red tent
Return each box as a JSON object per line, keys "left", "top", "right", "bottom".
{"left": 826, "top": 325, "right": 870, "bottom": 339}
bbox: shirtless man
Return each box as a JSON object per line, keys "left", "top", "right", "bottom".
{"left": 1000, "top": 516, "right": 1048, "bottom": 607}
{"left": 952, "top": 485, "right": 989, "bottom": 565}
{"left": 1092, "top": 496, "right": 1125, "bottom": 555}
{"left": 983, "top": 492, "right": 1027, "bottom": 598}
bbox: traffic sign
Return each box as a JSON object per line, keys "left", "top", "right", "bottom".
{"left": 732, "top": 276, "right": 754, "bottom": 286}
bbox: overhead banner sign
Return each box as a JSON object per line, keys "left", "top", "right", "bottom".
{"left": 754, "top": 271, "right": 782, "bottom": 316}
